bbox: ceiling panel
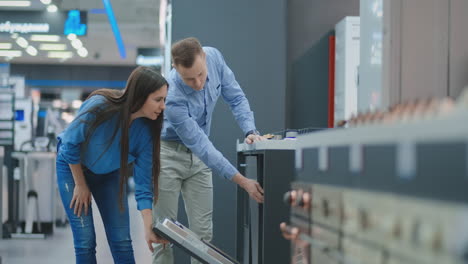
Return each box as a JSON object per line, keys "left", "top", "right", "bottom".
{"left": 0, "top": 0, "right": 161, "bottom": 65}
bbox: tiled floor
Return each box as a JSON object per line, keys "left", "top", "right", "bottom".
{"left": 0, "top": 197, "right": 153, "bottom": 264}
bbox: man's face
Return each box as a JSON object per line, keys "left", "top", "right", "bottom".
{"left": 175, "top": 52, "right": 208, "bottom": 91}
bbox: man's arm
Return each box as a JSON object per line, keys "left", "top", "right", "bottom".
{"left": 165, "top": 93, "right": 264, "bottom": 203}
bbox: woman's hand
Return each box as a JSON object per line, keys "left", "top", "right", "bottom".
{"left": 145, "top": 228, "right": 169, "bottom": 253}
{"left": 140, "top": 209, "right": 169, "bottom": 252}
{"left": 69, "top": 184, "right": 92, "bottom": 217}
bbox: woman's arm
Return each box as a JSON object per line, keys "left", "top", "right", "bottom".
{"left": 140, "top": 208, "right": 167, "bottom": 252}
{"left": 69, "top": 163, "right": 92, "bottom": 217}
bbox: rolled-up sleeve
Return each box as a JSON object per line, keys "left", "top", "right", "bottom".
{"left": 133, "top": 135, "right": 154, "bottom": 210}
{"left": 215, "top": 49, "right": 256, "bottom": 135}
{"left": 165, "top": 94, "right": 238, "bottom": 180}
{"left": 58, "top": 96, "right": 104, "bottom": 164}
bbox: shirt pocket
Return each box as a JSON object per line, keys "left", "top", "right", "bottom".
{"left": 209, "top": 83, "right": 221, "bottom": 102}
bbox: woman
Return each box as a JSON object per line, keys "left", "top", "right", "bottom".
{"left": 56, "top": 66, "right": 168, "bottom": 263}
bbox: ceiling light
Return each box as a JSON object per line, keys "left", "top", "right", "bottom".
{"left": 0, "top": 43, "right": 13, "bottom": 49}
{"left": 0, "top": 50, "right": 22, "bottom": 57}
{"left": 52, "top": 99, "right": 61, "bottom": 108}
{"left": 40, "top": 0, "right": 51, "bottom": 4}
{"left": 47, "top": 51, "right": 73, "bottom": 59}
{"left": 11, "top": 33, "right": 18, "bottom": 39}
{"left": 67, "top": 34, "right": 76, "bottom": 40}
{"left": 0, "top": 1, "right": 31, "bottom": 7}
{"left": 71, "top": 100, "right": 82, "bottom": 109}
{"left": 77, "top": 47, "right": 88, "bottom": 57}
{"left": 16, "top": 37, "right": 28, "bottom": 48}
{"left": 39, "top": 43, "right": 66, "bottom": 51}
{"left": 30, "top": 35, "right": 60, "bottom": 42}
{"left": 61, "top": 112, "right": 74, "bottom": 123}
{"left": 26, "top": 46, "right": 37, "bottom": 56}
{"left": 47, "top": 4, "right": 57, "bottom": 12}
{"left": 71, "top": 39, "right": 82, "bottom": 49}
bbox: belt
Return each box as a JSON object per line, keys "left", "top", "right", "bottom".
{"left": 162, "top": 140, "right": 191, "bottom": 153}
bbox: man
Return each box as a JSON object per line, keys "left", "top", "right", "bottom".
{"left": 152, "top": 37, "right": 264, "bottom": 264}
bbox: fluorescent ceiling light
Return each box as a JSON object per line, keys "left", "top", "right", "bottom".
{"left": 71, "top": 39, "right": 82, "bottom": 49}
{"left": 39, "top": 43, "right": 67, "bottom": 51}
{"left": 40, "top": 0, "right": 51, "bottom": 4}
{"left": 52, "top": 99, "right": 61, "bottom": 108}
{"left": 71, "top": 100, "right": 82, "bottom": 109}
{"left": 136, "top": 55, "right": 163, "bottom": 66}
{"left": 11, "top": 33, "right": 18, "bottom": 39}
{"left": 0, "top": 43, "right": 13, "bottom": 49}
{"left": 0, "top": 50, "right": 22, "bottom": 57}
{"left": 67, "top": 34, "right": 76, "bottom": 40}
{"left": 30, "top": 35, "right": 60, "bottom": 42}
{"left": 0, "top": 1, "right": 31, "bottom": 7}
{"left": 48, "top": 51, "right": 73, "bottom": 59}
{"left": 26, "top": 46, "right": 37, "bottom": 56}
{"left": 47, "top": 4, "right": 57, "bottom": 12}
{"left": 16, "top": 37, "right": 28, "bottom": 48}
{"left": 77, "top": 47, "right": 88, "bottom": 57}
{"left": 159, "top": 0, "right": 167, "bottom": 46}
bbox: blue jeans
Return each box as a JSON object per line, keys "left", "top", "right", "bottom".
{"left": 56, "top": 155, "right": 135, "bottom": 264}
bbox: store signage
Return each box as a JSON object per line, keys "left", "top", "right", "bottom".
{"left": 136, "top": 48, "right": 163, "bottom": 66}
{"left": 64, "top": 10, "right": 87, "bottom": 35}
{"left": 0, "top": 10, "right": 87, "bottom": 35}
{"left": 0, "top": 21, "right": 49, "bottom": 34}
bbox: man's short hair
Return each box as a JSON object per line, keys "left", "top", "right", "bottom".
{"left": 171, "top": 37, "right": 203, "bottom": 68}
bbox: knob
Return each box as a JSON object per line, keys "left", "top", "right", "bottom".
{"left": 283, "top": 190, "right": 297, "bottom": 206}
{"left": 280, "top": 222, "right": 299, "bottom": 241}
{"left": 296, "top": 194, "right": 304, "bottom": 207}
{"left": 294, "top": 189, "right": 304, "bottom": 207}
{"left": 283, "top": 191, "right": 292, "bottom": 204}
{"left": 302, "top": 192, "right": 311, "bottom": 209}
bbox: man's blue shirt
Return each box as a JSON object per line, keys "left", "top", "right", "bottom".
{"left": 162, "top": 47, "right": 256, "bottom": 180}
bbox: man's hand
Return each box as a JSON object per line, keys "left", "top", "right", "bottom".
{"left": 242, "top": 178, "right": 264, "bottom": 203}
{"left": 232, "top": 173, "right": 264, "bottom": 203}
{"left": 245, "top": 134, "right": 266, "bottom": 144}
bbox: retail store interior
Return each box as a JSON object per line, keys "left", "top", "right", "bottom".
{"left": 1, "top": 0, "right": 468, "bottom": 263}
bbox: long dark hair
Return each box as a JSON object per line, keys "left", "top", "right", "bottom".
{"left": 80, "top": 66, "right": 167, "bottom": 209}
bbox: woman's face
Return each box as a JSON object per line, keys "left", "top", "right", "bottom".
{"left": 138, "top": 84, "right": 168, "bottom": 120}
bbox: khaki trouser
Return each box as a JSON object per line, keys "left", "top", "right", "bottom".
{"left": 152, "top": 140, "right": 213, "bottom": 264}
